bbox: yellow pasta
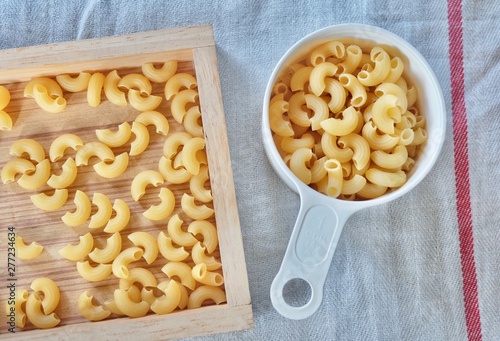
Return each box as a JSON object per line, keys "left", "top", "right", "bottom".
{"left": 187, "top": 220, "right": 218, "bottom": 254}
{"left": 103, "top": 70, "right": 127, "bottom": 107}
{"left": 16, "top": 235, "right": 43, "bottom": 260}
{"left": 181, "top": 193, "right": 214, "bottom": 220}
{"left": 135, "top": 110, "right": 169, "bottom": 135}
{"left": 151, "top": 279, "right": 181, "bottom": 315}
{"left": 158, "top": 155, "right": 192, "bottom": 184}
{"left": 103, "top": 199, "right": 130, "bottom": 233}
{"left": 76, "top": 261, "right": 113, "bottom": 282}
{"left": 88, "top": 232, "right": 122, "bottom": 264}
{"left": 338, "top": 73, "right": 367, "bottom": 108}
{"left": 130, "top": 169, "right": 164, "bottom": 201}
{"left": 5, "top": 288, "right": 28, "bottom": 328}
{"left": 337, "top": 45, "right": 362, "bottom": 74}
{"left": 157, "top": 232, "right": 189, "bottom": 262}
{"left": 142, "top": 60, "right": 177, "bottom": 83}
{"left": 143, "top": 187, "right": 175, "bottom": 221}
{"left": 167, "top": 214, "right": 198, "bottom": 247}
{"left": 289, "top": 148, "right": 313, "bottom": 184}
{"left": 361, "top": 120, "right": 399, "bottom": 151}
{"left": 0, "top": 85, "right": 10, "bottom": 109}
{"left": 58, "top": 232, "right": 94, "bottom": 261}
{"left": 304, "top": 94, "right": 329, "bottom": 131}
{"left": 187, "top": 286, "right": 226, "bottom": 309}
{"left": 113, "top": 288, "right": 149, "bottom": 318}
{"left": 191, "top": 242, "right": 222, "bottom": 271}
{"left": 290, "top": 65, "right": 313, "bottom": 92}
{"left": 0, "top": 110, "right": 12, "bottom": 131}
{"left": 49, "top": 133, "right": 84, "bottom": 162}
{"left": 118, "top": 267, "right": 158, "bottom": 290}
{"left": 127, "top": 231, "right": 159, "bottom": 264}
{"left": 118, "top": 73, "right": 152, "bottom": 96}
{"left": 17, "top": 159, "right": 51, "bottom": 190}
{"left": 89, "top": 193, "right": 112, "bottom": 229}
{"left": 309, "top": 40, "right": 345, "bottom": 66}
{"left": 112, "top": 247, "right": 144, "bottom": 279}
{"left": 161, "top": 261, "right": 196, "bottom": 290}
{"left": 96, "top": 122, "right": 131, "bottom": 147}
{"left": 357, "top": 47, "right": 391, "bottom": 86}
{"left": 30, "top": 277, "right": 60, "bottom": 315}
{"left": 33, "top": 84, "right": 67, "bottom": 113}
{"left": 61, "top": 190, "right": 92, "bottom": 227}
{"left": 87, "top": 72, "right": 106, "bottom": 107}
{"left": 10, "top": 138, "right": 45, "bottom": 163}
{"left": 370, "top": 145, "right": 408, "bottom": 169}
{"left": 320, "top": 106, "right": 359, "bottom": 136}
{"left": 1, "top": 158, "right": 35, "bottom": 184}
{"left": 365, "top": 168, "right": 406, "bottom": 188}
{"left": 309, "top": 62, "right": 338, "bottom": 96}
{"left": 56, "top": 72, "right": 91, "bottom": 92}
{"left": 78, "top": 291, "right": 111, "bottom": 321}
{"left": 182, "top": 136, "right": 205, "bottom": 175}
{"left": 164, "top": 72, "right": 197, "bottom": 100}
{"left": 269, "top": 100, "right": 293, "bottom": 137}
{"left": 189, "top": 165, "right": 212, "bottom": 203}
{"left": 47, "top": 157, "right": 77, "bottom": 188}
{"left": 171, "top": 89, "right": 198, "bottom": 124}
{"left": 24, "top": 77, "right": 63, "bottom": 98}
{"left": 192, "top": 263, "right": 224, "bottom": 287}
{"left": 25, "top": 292, "right": 60, "bottom": 329}
{"left": 130, "top": 121, "right": 150, "bottom": 156}
{"left": 183, "top": 105, "right": 204, "bottom": 137}
{"left": 93, "top": 152, "right": 129, "bottom": 179}
{"left": 163, "top": 131, "right": 192, "bottom": 159}
{"left": 128, "top": 89, "right": 162, "bottom": 111}
{"left": 30, "top": 189, "right": 68, "bottom": 211}
{"left": 337, "top": 133, "right": 370, "bottom": 171}
{"left": 75, "top": 142, "right": 114, "bottom": 166}
{"left": 287, "top": 91, "right": 310, "bottom": 127}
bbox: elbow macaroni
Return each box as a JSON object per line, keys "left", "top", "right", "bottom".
{"left": 269, "top": 41, "right": 427, "bottom": 199}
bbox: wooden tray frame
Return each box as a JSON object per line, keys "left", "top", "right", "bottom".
{"left": 0, "top": 25, "right": 252, "bottom": 339}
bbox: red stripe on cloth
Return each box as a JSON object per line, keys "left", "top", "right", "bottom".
{"left": 447, "top": 0, "right": 482, "bottom": 340}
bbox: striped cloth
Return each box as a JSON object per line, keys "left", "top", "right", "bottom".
{"left": 0, "top": 1, "right": 498, "bottom": 340}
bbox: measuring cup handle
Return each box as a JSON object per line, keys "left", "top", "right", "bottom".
{"left": 270, "top": 197, "right": 351, "bottom": 320}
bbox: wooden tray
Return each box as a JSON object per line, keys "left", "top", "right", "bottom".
{"left": 0, "top": 25, "right": 252, "bottom": 339}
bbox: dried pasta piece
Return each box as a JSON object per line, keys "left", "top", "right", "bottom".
{"left": 103, "top": 199, "right": 130, "bottom": 233}
{"left": 25, "top": 292, "right": 60, "bottom": 329}
{"left": 49, "top": 134, "right": 84, "bottom": 162}
{"left": 10, "top": 138, "right": 45, "bottom": 163}
{"left": 47, "top": 157, "right": 77, "bottom": 188}
{"left": 187, "top": 286, "right": 226, "bottom": 309}
{"left": 61, "top": 190, "right": 92, "bottom": 227}
{"left": 142, "top": 60, "right": 177, "bottom": 83}
{"left": 58, "top": 233, "right": 94, "bottom": 261}
{"left": 130, "top": 170, "right": 164, "bottom": 201}
{"left": 78, "top": 291, "right": 111, "bottom": 321}
{"left": 17, "top": 159, "right": 51, "bottom": 190}
{"left": 127, "top": 232, "right": 158, "bottom": 264}
{"left": 30, "top": 277, "right": 60, "bottom": 315}
{"left": 143, "top": 187, "right": 175, "bottom": 221}
{"left": 16, "top": 235, "right": 43, "bottom": 260}
{"left": 56, "top": 72, "right": 91, "bottom": 92}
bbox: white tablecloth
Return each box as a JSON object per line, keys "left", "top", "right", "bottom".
{"left": 1, "top": 1, "right": 498, "bottom": 340}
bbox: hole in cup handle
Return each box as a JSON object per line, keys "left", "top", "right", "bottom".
{"left": 270, "top": 191, "right": 354, "bottom": 320}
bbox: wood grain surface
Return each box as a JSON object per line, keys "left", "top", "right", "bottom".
{"left": 0, "top": 25, "right": 253, "bottom": 339}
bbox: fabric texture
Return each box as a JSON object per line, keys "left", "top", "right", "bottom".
{"left": 1, "top": 0, "right": 498, "bottom": 340}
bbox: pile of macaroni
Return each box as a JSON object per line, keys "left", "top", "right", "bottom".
{"left": 1, "top": 60, "right": 226, "bottom": 329}
{"left": 270, "top": 40, "right": 427, "bottom": 200}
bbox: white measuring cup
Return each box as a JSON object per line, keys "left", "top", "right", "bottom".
{"left": 262, "top": 24, "right": 446, "bottom": 320}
